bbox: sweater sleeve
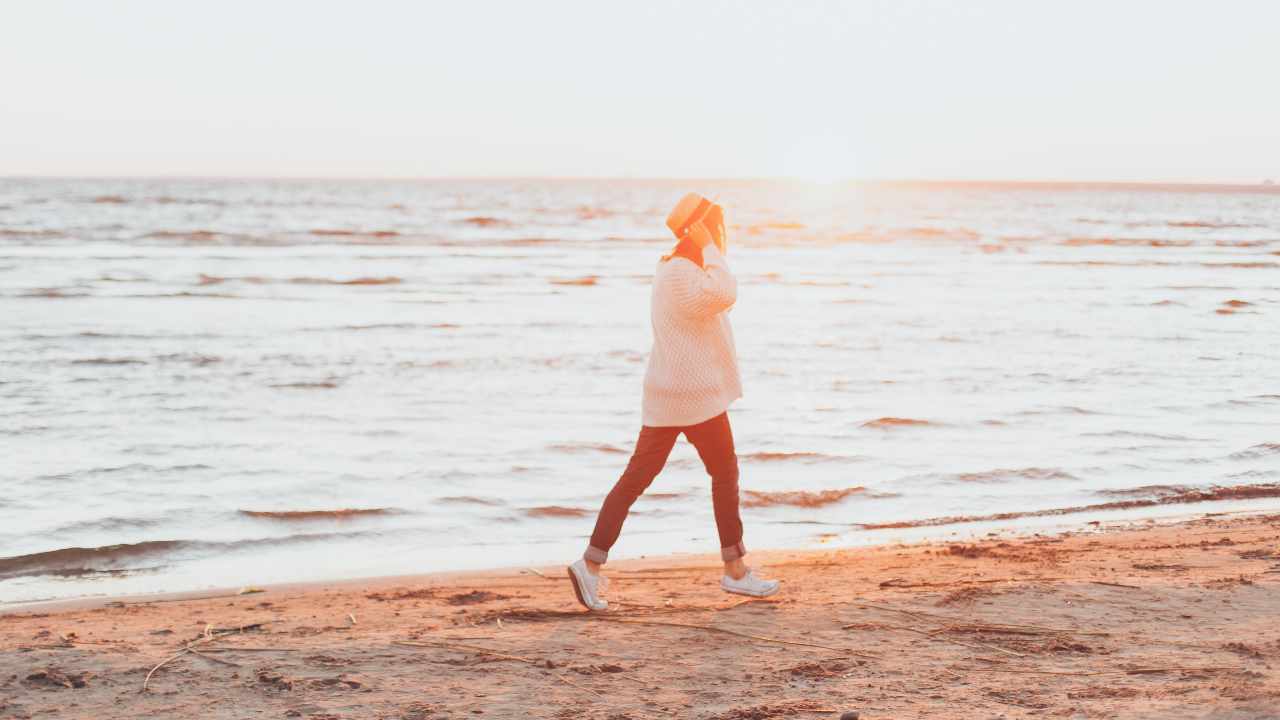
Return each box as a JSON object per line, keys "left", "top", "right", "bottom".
{"left": 672, "top": 244, "right": 737, "bottom": 318}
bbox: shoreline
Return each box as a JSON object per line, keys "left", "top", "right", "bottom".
{"left": 5, "top": 489, "right": 1274, "bottom": 614}
{"left": 5, "top": 510, "right": 1280, "bottom": 718}
{"left": 7, "top": 496, "right": 1280, "bottom": 614}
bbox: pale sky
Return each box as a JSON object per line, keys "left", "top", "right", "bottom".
{"left": 3, "top": 0, "right": 1278, "bottom": 182}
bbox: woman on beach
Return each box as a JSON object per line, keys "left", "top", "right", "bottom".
{"left": 567, "top": 193, "right": 780, "bottom": 611}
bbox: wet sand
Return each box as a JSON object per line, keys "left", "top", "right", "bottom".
{"left": 4, "top": 512, "right": 1280, "bottom": 719}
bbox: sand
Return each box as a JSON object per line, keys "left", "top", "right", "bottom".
{"left": 4, "top": 512, "right": 1280, "bottom": 719}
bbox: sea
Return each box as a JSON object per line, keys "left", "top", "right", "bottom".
{"left": 2, "top": 177, "right": 1278, "bottom": 605}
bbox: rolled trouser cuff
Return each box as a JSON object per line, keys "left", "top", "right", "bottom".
{"left": 583, "top": 545, "right": 609, "bottom": 564}
{"left": 721, "top": 540, "right": 746, "bottom": 562}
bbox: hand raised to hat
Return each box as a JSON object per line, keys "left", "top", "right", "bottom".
{"left": 687, "top": 222, "right": 715, "bottom": 250}
{"left": 690, "top": 205, "right": 728, "bottom": 254}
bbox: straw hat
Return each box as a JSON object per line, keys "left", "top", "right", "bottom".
{"left": 665, "top": 192, "right": 715, "bottom": 239}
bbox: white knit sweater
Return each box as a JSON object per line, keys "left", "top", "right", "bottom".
{"left": 641, "top": 244, "right": 743, "bottom": 427}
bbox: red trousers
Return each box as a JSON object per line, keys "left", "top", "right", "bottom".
{"left": 584, "top": 411, "right": 746, "bottom": 564}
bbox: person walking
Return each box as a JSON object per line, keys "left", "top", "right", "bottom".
{"left": 566, "top": 192, "right": 780, "bottom": 611}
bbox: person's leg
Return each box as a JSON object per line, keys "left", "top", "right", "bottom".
{"left": 583, "top": 424, "right": 680, "bottom": 571}
{"left": 682, "top": 412, "right": 748, "bottom": 577}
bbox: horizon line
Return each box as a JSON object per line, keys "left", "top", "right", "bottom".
{"left": 2, "top": 174, "right": 1277, "bottom": 190}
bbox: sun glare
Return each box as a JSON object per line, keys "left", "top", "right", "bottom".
{"left": 771, "top": 132, "right": 860, "bottom": 185}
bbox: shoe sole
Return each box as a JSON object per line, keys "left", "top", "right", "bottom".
{"left": 567, "top": 566, "right": 598, "bottom": 611}
{"left": 721, "top": 583, "right": 779, "bottom": 598}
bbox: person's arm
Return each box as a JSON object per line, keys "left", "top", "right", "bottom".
{"left": 671, "top": 244, "right": 737, "bottom": 318}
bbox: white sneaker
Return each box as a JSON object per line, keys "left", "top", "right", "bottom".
{"left": 721, "top": 568, "right": 779, "bottom": 598}
{"left": 567, "top": 559, "right": 608, "bottom": 611}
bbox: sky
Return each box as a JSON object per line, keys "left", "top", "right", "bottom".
{"left": 2, "top": 1, "right": 1278, "bottom": 182}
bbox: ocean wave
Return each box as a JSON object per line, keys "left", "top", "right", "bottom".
{"left": 97, "top": 271, "right": 150, "bottom": 283}
{"left": 118, "top": 291, "right": 243, "bottom": 299}
{"left": 0, "top": 540, "right": 183, "bottom": 581}
{"left": 1214, "top": 239, "right": 1273, "bottom": 248}
{"left": 1167, "top": 220, "right": 1256, "bottom": 229}
{"left": 1224, "top": 469, "right": 1279, "bottom": 481}
{"left": 0, "top": 229, "right": 64, "bottom": 238}
{"left": 0, "top": 529, "right": 391, "bottom": 581}
{"left": 294, "top": 276, "right": 401, "bottom": 285}
{"left": 155, "top": 353, "right": 222, "bottom": 366}
{"left": 34, "top": 463, "right": 215, "bottom": 480}
{"left": 438, "top": 496, "right": 504, "bottom": 506}
{"left": 740, "top": 452, "right": 862, "bottom": 464}
{"left": 141, "top": 230, "right": 305, "bottom": 246}
{"left": 1202, "top": 261, "right": 1279, "bottom": 269}
{"left": 269, "top": 380, "right": 340, "bottom": 389}
{"left": 861, "top": 417, "right": 933, "bottom": 429}
{"left": 107, "top": 463, "right": 211, "bottom": 474}
{"left": 19, "top": 288, "right": 92, "bottom": 299}
{"left": 859, "top": 483, "right": 1280, "bottom": 531}
{"left": 1096, "top": 484, "right": 1191, "bottom": 498}
{"left": 742, "top": 222, "right": 806, "bottom": 235}
{"left": 310, "top": 229, "right": 400, "bottom": 238}
{"left": 948, "top": 467, "right": 1077, "bottom": 484}
{"left": 1062, "top": 237, "right": 1193, "bottom": 247}
{"left": 198, "top": 274, "right": 402, "bottom": 286}
{"left": 0, "top": 425, "right": 53, "bottom": 437}
{"left": 574, "top": 206, "right": 613, "bottom": 220}
{"left": 304, "top": 322, "right": 460, "bottom": 332}
{"left": 461, "top": 216, "right": 508, "bottom": 227}
{"left": 742, "top": 487, "right": 885, "bottom": 508}
{"left": 549, "top": 276, "right": 599, "bottom": 286}
{"left": 145, "top": 230, "right": 227, "bottom": 243}
{"left": 792, "top": 279, "right": 850, "bottom": 287}
{"left": 1080, "top": 430, "right": 1207, "bottom": 442}
{"left": 643, "top": 492, "right": 687, "bottom": 500}
{"left": 524, "top": 505, "right": 589, "bottom": 518}
{"left": 1230, "top": 443, "right": 1280, "bottom": 460}
{"left": 71, "top": 357, "right": 147, "bottom": 366}
{"left": 1015, "top": 405, "right": 1101, "bottom": 416}
{"left": 1037, "top": 260, "right": 1178, "bottom": 267}
{"left": 239, "top": 508, "right": 396, "bottom": 521}
{"left": 831, "top": 227, "right": 981, "bottom": 244}
{"left": 45, "top": 515, "right": 170, "bottom": 535}
{"left": 150, "top": 195, "right": 226, "bottom": 206}
{"left": 547, "top": 442, "right": 628, "bottom": 455}
{"left": 492, "top": 238, "right": 560, "bottom": 247}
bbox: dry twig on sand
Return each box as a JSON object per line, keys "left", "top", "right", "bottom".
{"left": 185, "top": 647, "right": 240, "bottom": 667}
{"left": 555, "top": 673, "right": 603, "bottom": 696}
{"left": 846, "top": 619, "right": 1024, "bottom": 658}
{"left": 880, "top": 576, "right": 1064, "bottom": 589}
{"left": 141, "top": 622, "right": 269, "bottom": 692}
{"left": 198, "top": 646, "right": 295, "bottom": 653}
{"left": 1090, "top": 581, "right": 1142, "bottom": 590}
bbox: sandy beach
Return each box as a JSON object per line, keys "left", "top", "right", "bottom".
{"left": 5, "top": 510, "right": 1280, "bottom": 719}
